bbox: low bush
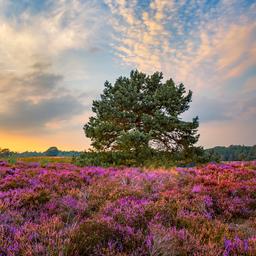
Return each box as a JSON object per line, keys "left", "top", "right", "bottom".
{"left": 73, "top": 147, "right": 217, "bottom": 168}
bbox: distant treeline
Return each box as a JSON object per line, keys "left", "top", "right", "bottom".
{"left": 205, "top": 145, "right": 256, "bottom": 161}
{"left": 1, "top": 145, "right": 256, "bottom": 162}
{"left": 0, "top": 147, "right": 81, "bottom": 158}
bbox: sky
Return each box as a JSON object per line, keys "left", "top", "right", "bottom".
{"left": 0, "top": 0, "right": 255, "bottom": 152}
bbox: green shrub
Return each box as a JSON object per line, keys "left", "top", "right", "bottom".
{"left": 7, "top": 156, "right": 17, "bottom": 165}
{"left": 21, "top": 189, "right": 51, "bottom": 208}
{"left": 73, "top": 148, "right": 214, "bottom": 168}
{"left": 40, "top": 158, "right": 49, "bottom": 167}
{"left": 67, "top": 220, "right": 118, "bottom": 256}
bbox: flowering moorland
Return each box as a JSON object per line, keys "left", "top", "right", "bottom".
{"left": 0, "top": 161, "right": 255, "bottom": 255}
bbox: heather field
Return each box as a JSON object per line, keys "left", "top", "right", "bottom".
{"left": 0, "top": 161, "right": 255, "bottom": 256}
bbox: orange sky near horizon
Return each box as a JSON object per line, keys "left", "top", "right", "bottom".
{"left": 1, "top": 119, "right": 256, "bottom": 152}
{"left": 0, "top": 131, "right": 90, "bottom": 152}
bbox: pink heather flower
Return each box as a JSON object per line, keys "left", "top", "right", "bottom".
{"left": 191, "top": 184, "right": 201, "bottom": 193}
{"left": 145, "top": 234, "right": 153, "bottom": 250}
{"left": 204, "top": 196, "right": 213, "bottom": 207}
{"left": 61, "top": 195, "right": 78, "bottom": 209}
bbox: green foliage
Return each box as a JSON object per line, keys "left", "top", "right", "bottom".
{"left": 14, "top": 150, "right": 81, "bottom": 158}
{"left": 21, "top": 189, "right": 51, "bottom": 208}
{"left": 206, "top": 145, "right": 256, "bottom": 161}
{"left": 74, "top": 151, "right": 137, "bottom": 167}
{"left": 40, "top": 158, "right": 49, "bottom": 167}
{"left": 44, "top": 146, "right": 59, "bottom": 156}
{"left": 20, "top": 156, "right": 72, "bottom": 163}
{"left": 84, "top": 70, "right": 199, "bottom": 157}
{"left": 0, "top": 147, "right": 81, "bottom": 160}
{"left": 67, "top": 220, "right": 118, "bottom": 255}
{"left": 73, "top": 148, "right": 213, "bottom": 168}
{"left": 0, "top": 148, "right": 12, "bottom": 158}
{"left": 7, "top": 155, "right": 17, "bottom": 165}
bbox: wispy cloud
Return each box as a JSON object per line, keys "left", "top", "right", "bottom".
{"left": 0, "top": 0, "right": 103, "bottom": 134}
{"left": 0, "top": 63, "right": 88, "bottom": 133}
{"left": 104, "top": 0, "right": 256, "bottom": 131}
{"left": 0, "top": 0, "right": 103, "bottom": 74}
{"left": 0, "top": 62, "right": 62, "bottom": 98}
{"left": 243, "top": 76, "right": 256, "bottom": 93}
{"left": 0, "top": 96, "right": 85, "bottom": 132}
{"left": 105, "top": 0, "right": 256, "bottom": 87}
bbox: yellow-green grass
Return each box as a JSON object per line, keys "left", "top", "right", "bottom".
{"left": 17, "top": 156, "right": 73, "bottom": 163}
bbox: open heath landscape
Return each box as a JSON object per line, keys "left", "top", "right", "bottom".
{"left": 0, "top": 0, "right": 256, "bottom": 255}
{"left": 0, "top": 160, "right": 256, "bottom": 255}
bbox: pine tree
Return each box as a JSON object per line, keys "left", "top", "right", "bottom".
{"left": 84, "top": 70, "right": 199, "bottom": 155}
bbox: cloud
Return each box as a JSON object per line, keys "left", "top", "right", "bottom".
{"left": 0, "top": 0, "right": 104, "bottom": 75}
{"left": 0, "top": 95, "right": 86, "bottom": 132}
{"left": 104, "top": 0, "right": 256, "bottom": 127}
{"left": 0, "top": 1, "right": 102, "bottom": 134}
{"left": 182, "top": 97, "right": 232, "bottom": 123}
{"left": 182, "top": 92, "right": 256, "bottom": 124}
{"left": 105, "top": 0, "right": 256, "bottom": 88}
{"left": 199, "top": 119, "right": 256, "bottom": 148}
{"left": 0, "top": 61, "right": 90, "bottom": 133}
{"left": 243, "top": 76, "right": 256, "bottom": 93}
{"left": 238, "top": 96, "right": 256, "bottom": 121}
{"left": 0, "top": 62, "right": 63, "bottom": 101}
{"left": 105, "top": 0, "right": 174, "bottom": 73}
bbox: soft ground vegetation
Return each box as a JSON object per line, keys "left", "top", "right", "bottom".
{"left": 0, "top": 160, "right": 255, "bottom": 255}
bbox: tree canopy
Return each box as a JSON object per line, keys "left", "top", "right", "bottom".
{"left": 84, "top": 70, "right": 199, "bottom": 155}
{"left": 44, "top": 147, "right": 59, "bottom": 157}
{"left": 0, "top": 148, "right": 12, "bottom": 158}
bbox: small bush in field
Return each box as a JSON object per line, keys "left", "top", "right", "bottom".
{"left": 67, "top": 220, "right": 118, "bottom": 255}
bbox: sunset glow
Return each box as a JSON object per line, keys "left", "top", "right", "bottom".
{"left": 0, "top": 0, "right": 255, "bottom": 151}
